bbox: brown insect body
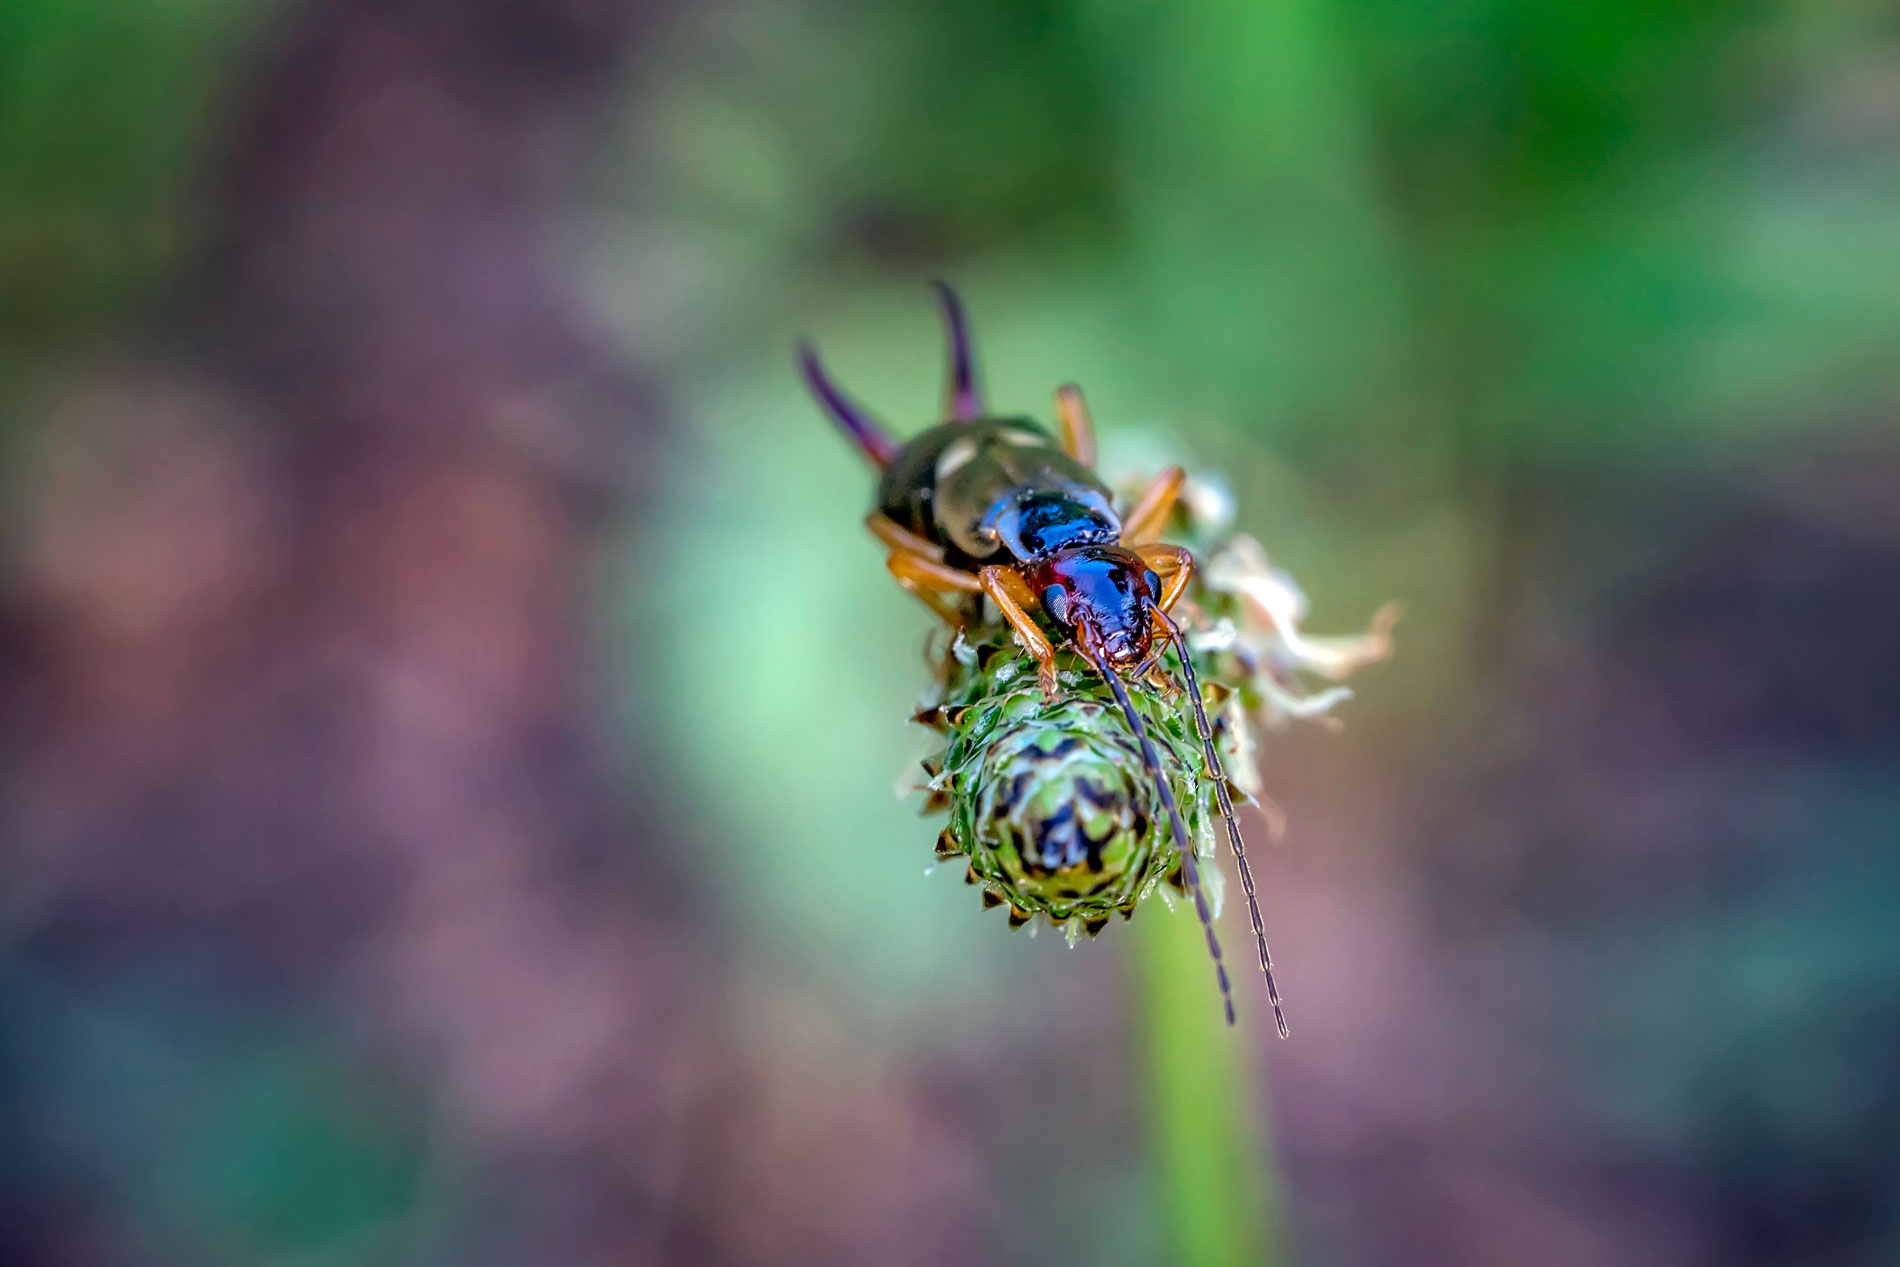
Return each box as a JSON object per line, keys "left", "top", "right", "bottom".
{"left": 871, "top": 416, "right": 1162, "bottom": 668}
{"left": 798, "top": 283, "right": 1289, "bottom": 1036}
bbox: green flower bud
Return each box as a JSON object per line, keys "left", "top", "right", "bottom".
{"left": 918, "top": 634, "right": 1222, "bottom": 941}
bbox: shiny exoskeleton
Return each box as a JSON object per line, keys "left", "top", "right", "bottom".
{"left": 798, "top": 283, "right": 1289, "bottom": 1035}
{"left": 874, "top": 416, "right": 1173, "bottom": 672}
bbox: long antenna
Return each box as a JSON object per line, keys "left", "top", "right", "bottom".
{"left": 1159, "top": 609, "right": 1290, "bottom": 1038}
{"left": 797, "top": 340, "right": 900, "bottom": 468}
{"left": 931, "top": 281, "right": 982, "bottom": 422}
{"left": 1087, "top": 634, "right": 1235, "bottom": 1026}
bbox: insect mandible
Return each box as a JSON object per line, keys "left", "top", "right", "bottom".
{"left": 798, "top": 283, "right": 1288, "bottom": 1035}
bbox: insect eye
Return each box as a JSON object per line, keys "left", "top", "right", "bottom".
{"left": 1144, "top": 569, "right": 1163, "bottom": 601}
{"left": 1040, "top": 583, "right": 1071, "bottom": 623}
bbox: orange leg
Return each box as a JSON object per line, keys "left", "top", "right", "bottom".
{"left": 1054, "top": 384, "right": 1096, "bottom": 468}
{"left": 887, "top": 548, "right": 981, "bottom": 627}
{"left": 866, "top": 511, "right": 947, "bottom": 563}
{"left": 1120, "top": 466, "right": 1185, "bottom": 545}
{"left": 979, "top": 565, "right": 1060, "bottom": 698}
{"left": 1134, "top": 543, "right": 1194, "bottom": 615}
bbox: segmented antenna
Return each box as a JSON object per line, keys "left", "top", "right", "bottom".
{"left": 797, "top": 340, "right": 900, "bottom": 468}
{"left": 1087, "top": 635, "right": 1236, "bottom": 1026}
{"left": 1159, "top": 609, "right": 1290, "bottom": 1038}
{"left": 931, "top": 281, "right": 982, "bottom": 422}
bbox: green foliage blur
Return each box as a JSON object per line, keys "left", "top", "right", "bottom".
{"left": 0, "top": 0, "right": 276, "bottom": 347}
{"left": 603, "top": 0, "right": 1898, "bottom": 998}
{"left": 595, "top": 6, "right": 1897, "bottom": 1261}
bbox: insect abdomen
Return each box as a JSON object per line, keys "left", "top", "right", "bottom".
{"left": 874, "top": 419, "right": 1114, "bottom": 567}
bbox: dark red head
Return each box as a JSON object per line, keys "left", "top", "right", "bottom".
{"left": 1030, "top": 545, "right": 1163, "bottom": 670}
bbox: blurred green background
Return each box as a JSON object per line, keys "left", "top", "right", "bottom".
{"left": 3, "top": 1, "right": 1898, "bottom": 1264}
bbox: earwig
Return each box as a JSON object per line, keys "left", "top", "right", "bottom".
{"left": 801, "top": 284, "right": 1288, "bottom": 1032}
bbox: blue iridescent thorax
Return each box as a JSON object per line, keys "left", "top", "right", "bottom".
{"left": 875, "top": 419, "right": 1121, "bottom": 568}
{"left": 983, "top": 488, "right": 1119, "bottom": 561}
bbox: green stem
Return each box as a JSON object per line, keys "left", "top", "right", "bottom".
{"left": 1133, "top": 903, "right": 1282, "bottom": 1267}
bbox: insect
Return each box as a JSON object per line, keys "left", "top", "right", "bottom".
{"left": 798, "top": 283, "right": 1287, "bottom": 1035}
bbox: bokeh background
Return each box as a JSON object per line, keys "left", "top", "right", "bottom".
{"left": 4, "top": 1, "right": 1899, "bottom": 1264}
